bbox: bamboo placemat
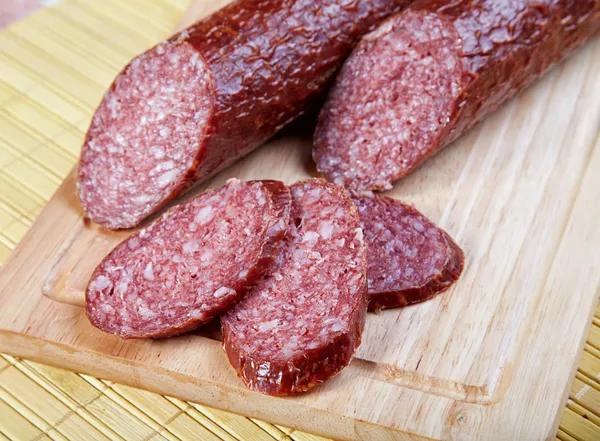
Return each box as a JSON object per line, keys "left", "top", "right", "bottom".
{"left": 0, "top": 0, "right": 598, "bottom": 440}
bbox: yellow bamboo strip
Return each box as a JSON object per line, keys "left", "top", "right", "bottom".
{"left": 0, "top": 206, "right": 30, "bottom": 244}
{"left": 557, "top": 430, "right": 579, "bottom": 441}
{"left": 183, "top": 406, "right": 240, "bottom": 441}
{"left": 275, "top": 426, "right": 332, "bottom": 441}
{"left": 128, "top": 0, "right": 188, "bottom": 25}
{"left": 0, "top": 96, "right": 86, "bottom": 141}
{"left": 6, "top": 358, "right": 127, "bottom": 441}
{"left": 149, "top": 434, "right": 172, "bottom": 441}
{"left": 0, "top": 387, "right": 68, "bottom": 441}
{"left": 588, "top": 325, "right": 600, "bottom": 351}
{"left": 250, "top": 420, "right": 294, "bottom": 441}
{"left": 53, "top": 415, "right": 112, "bottom": 441}
{"left": 6, "top": 28, "right": 118, "bottom": 87}
{"left": 86, "top": 395, "right": 156, "bottom": 441}
{"left": 585, "top": 344, "right": 600, "bottom": 359}
{"left": 0, "top": 61, "right": 93, "bottom": 126}
{"left": 0, "top": 243, "right": 9, "bottom": 263}
{"left": 0, "top": 234, "right": 15, "bottom": 250}
{"left": 0, "top": 358, "right": 8, "bottom": 373}
{"left": 0, "top": 171, "right": 44, "bottom": 213}
{"left": 103, "top": 0, "right": 176, "bottom": 30}
{"left": 70, "top": 0, "right": 167, "bottom": 42}
{"left": 568, "top": 400, "right": 600, "bottom": 427}
{"left": 0, "top": 114, "right": 84, "bottom": 164}
{"left": 0, "top": 398, "right": 44, "bottom": 440}
{"left": 26, "top": 9, "right": 133, "bottom": 65}
{"left": 0, "top": 83, "right": 17, "bottom": 103}
{"left": 576, "top": 372, "right": 600, "bottom": 393}
{"left": 165, "top": 397, "right": 240, "bottom": 441}
{"left": 0, "top": 366, "right": 71, "bottom": 428}
{"left": 1, "top": 136, "right": 72, "bottom": 181}
{"left": 81, "top": 376, "right": 180, "bottom": 441}
{"left": 0, "top": 111, "right": 78, "bottom": 162}
{"left": 0, "top": 151, "right": 61, "bottom": 201}
{"left": 2, "top": 28, "right": 106, "bottom": 91}
{"left": 191, "top": 403, "right": 279, "bottom": 441}
{"left": 165, "top": 412, "right": 225, "bottom": 441}
{"left": 579, "top": 351, "right": 600, "bottom": 383}
{"left": 561, "top": 407, "right": 600, "bottom": 441}
{"left": 0, "top": 52, "right": 102, "bottom": 110}
{"left": 103, "top": 382, "right": 183, "bottom": 427}
{"left": 0, "top": 182, "right": 41, "bottom": 222}
{"left": 0, "top": 432, "right": 10, "bottom": 441}
{"left": 24, "top": 21, "right": 124, "bottom": 73}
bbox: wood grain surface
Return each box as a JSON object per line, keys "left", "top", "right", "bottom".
{"left": 0, "top": 1, "right": 599, "bottom": 440}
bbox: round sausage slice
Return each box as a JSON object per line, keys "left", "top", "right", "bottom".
{"left": 86, "top": 179, "right": 290, "bottom": 339}
{"left": 314, "top": 0, "right": 600, "bottom": 190}
{"left": 222, "top": 179, "right": 367, "bottom": 396}
{"left": 353, "top": 194, "right": 464, "bottom": 310}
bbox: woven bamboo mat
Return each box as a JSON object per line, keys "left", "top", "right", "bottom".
{"left": 0, "top": 0, "right": 598, "bottom": 439}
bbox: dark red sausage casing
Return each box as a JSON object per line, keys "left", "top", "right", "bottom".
{"left": 78, "top": 0, "right": 410, "bottom": 229}
{"left": 314, "top": 0, "right": 600, "bottom": 191}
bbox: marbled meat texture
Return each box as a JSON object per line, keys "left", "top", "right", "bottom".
{"left": 222, "top": 179, "right": 368, "bottom": 396}
{"left": 78, "top": 0, "right": 411, "bottom": 229}
{"left": 354, "top": 193, "right": 464, "bottom": 310}
{"left": 314, "top": 0, "right": 600, "bottom": 190}
{"left": 86, "top": 179, "right": 290, "bottom": 339}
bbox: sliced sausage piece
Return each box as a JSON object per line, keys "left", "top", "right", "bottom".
{"left": 222, "top": 179, "right": 367, "bottom": 396}
{"left": 353, "top": 194, "right": 463, "bottom": 310}
{"left": 78, "top": 0, "right": 411, "bottom": 229}
{"left": 86, "top": 179, "right": 290, "bottom": 339}
{"left": 314, "top": 0, "right": 600, "bottom": 190}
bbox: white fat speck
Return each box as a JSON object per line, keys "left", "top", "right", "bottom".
{"left": 319, "top": 221, "right": 334, "bottom": 240}
{"left": 335, "top": 238, "right": 345, "bottom": 247}
{"left": 157, "top": 169, "right": 179, "bottom": 188}
{"left": 238, "top": 269, "right": 248, "bottom": 279}
{"left": 258, "top": 319, "right": 279, "bottom": 332}
{"left": 127, "top": 237, "right": 140, "bottom": 250}
{"left": 200, "top": 249, "right": 213, "bottom": 266}
{"left": 91, "top": 275, "right": 111, "bottom": 292}
{"left": 183, "top": 240, "right": 200, "bottom": 254}
{"left": 302, "top": 231, "right": 319, "bottom": 247}
{"left": 143, "top": 262, "right": 154, "bottom": 280}
{"left": 115, "top": 133, "right": 128, "bottom": 147}
{"left": 214, "top": 286, "right": 235, "bottom": 298}
{"left": 156, "top": 44, "right": 166, "bottom": 55}
{"left": 354, "top": 228, "right": 364, "bottom": 242}
{"left": 149, "top": 146, "right": 165, "bottom": 159}
{"left": 194, "top": 206, "right": 213, "bottom": 224}
{"left": 159, "top": 126, "right": 170, "bottom": 137}
{"left": 172, "top": 253, "right": 182, "bottom": 263}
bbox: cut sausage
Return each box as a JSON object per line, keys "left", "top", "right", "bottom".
{"left": 78, "top": 0, "right": 411, "bottom": 229}
{"left": 222, "top": 179, "right": 367, "bottom": 396}
{"left": 86, "top": 179, "right": 290, "bottom": 339}
{"left": 353, "top": 193, "right": 463, "bottom": 310}
{"left": 314, "top": 0, "right": 600, "bottom": 190}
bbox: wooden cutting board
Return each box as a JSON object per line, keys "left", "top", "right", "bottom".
{"left": 0, "top": 1, "right": 599, "bottom": 440}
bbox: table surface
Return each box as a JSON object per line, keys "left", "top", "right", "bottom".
{"left": 0, "top": 0, "right": 599, "bottom": 440}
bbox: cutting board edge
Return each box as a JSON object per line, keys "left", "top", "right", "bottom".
{"left": 0, "top": 330, "right": 434, "bottom": 441}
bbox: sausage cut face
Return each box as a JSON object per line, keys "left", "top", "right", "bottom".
{"left": 78, "top": 41, "right": 214, "bottom": 229}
